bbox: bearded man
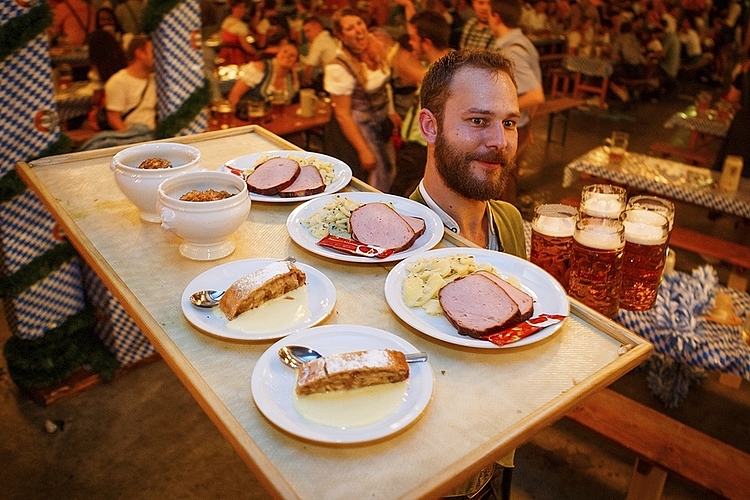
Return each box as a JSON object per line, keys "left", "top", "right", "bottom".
{"left": 410, "top": 49, "right": 526, "bottom": 258}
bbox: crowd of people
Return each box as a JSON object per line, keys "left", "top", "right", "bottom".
{"left": 46, "top": 0, "right": 750, "bottom": 183}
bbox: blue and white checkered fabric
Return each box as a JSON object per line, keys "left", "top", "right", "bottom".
{"left": 617, "top": 266, "right": 750, "bottom": 380}
{"left": 562, "top": 55, "right": 614, "bottom": 78}
{"left": 0, "top": 37, "right": 59, "bottom": 174}
{"left": 11, "top": 257, "right": 86, "bottom": 340}
{"left": 82, "top": 264, "right": 156, "bottom": 365}
{"left": 153, "top": 0, "right": 207, "bottom": 136}
{"left": 563, "top": 148, "right": 750, "bottom": 219}
{"left": 664, "top": 107, "right": 731, "bottom": 137}
{"left": 0, "top": 190, "right": 62, "bottom": 274}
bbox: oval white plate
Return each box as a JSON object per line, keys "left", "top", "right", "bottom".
{"left": 286, "top": 192, "right": 444, "bottom": 263}
{"left": 181, "top": 259, "right": 336, "bottom": 341}
{"left": 251, "top": 324, "right": 433, "bottom": 444}
{"left": 221, "top": 150, "right": 352, "bottom": 203}
{"left": 385, "top": 248, "right": 570, "bottom": 349}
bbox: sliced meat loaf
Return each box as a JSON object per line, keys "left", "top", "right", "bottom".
{"left": 439, "top": 273, "right": 521, "bottom": 338}
{"left": 402, "top": 215, "right": 426, "bottom": 238}
{"left": 349, "top": 202, "right": 418, "bottom": 252}
{"left": 475, "top": 271, "right": 534, "bottom": 321}
{"left": 246, "top": 157, "right": 300, "bottom": 195}
{"left": 279, "top": 164, "right": 326, "bottom": 197}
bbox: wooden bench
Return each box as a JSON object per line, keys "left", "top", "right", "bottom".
{"left": 669, "top": 225, "right": 750, "bottom": 292}
{"left": 649, "top": 140, "right": 716, "bottom": 167}
{"left": 567, "top": 387, "right": 750, "bottom": 500}
{"left": 535, "top": 96, "right": 585, "bottom": 145}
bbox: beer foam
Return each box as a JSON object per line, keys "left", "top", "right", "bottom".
{"left": 624, "top": 221, "right": 667, "bottom": 245}
{"left": 533, "top": 215, "right": 576, "bottom": 237}
{"left": 582, "top": 193, "right": 624, "bottom": 219}
{"left": 574, "top": 227, "right": 624, "bottom": 250}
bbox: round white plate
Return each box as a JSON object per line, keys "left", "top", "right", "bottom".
{"left": 181, "top": 259, "right": 336, "bottom": 341}
{"left": 221, "top": 150, "right": 352, "bottom": 203}
{"left": 385, "top": 248, "right": 570, "bottom": 349}
{"left": 286, "top": 192, "right": 444, "bottom": 263}
{"left": 251, "top": 324, "right": 433, "bottom": 443}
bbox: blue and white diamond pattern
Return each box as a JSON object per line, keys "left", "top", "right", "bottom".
{"left": 11, "top": 258, "right": 86, "bottom": 340}
{"left": 153, "top": 0, "right": 207, "bottom": 136}
{"left": 82, "top": 264, "right": 155, "bottom": 364}
{"left": 0, "top": 190, "right": 61, "bottom": 274}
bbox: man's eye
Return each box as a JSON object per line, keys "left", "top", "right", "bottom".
{"left": 470, "top": 117, "right": 486, "bottom": 125}
{"left": 503, "top": 119, "right": 517, "bottom": 129}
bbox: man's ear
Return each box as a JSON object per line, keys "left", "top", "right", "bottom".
{"left": 418, "top": 108, "right": 438, "bottom": 145}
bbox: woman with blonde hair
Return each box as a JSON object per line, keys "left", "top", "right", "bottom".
{"left": 323, "top": 8, "right": 400, "bottom": 192}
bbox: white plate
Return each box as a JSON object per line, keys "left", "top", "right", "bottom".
{"left": 251, "top": 324, "right": 433, "bottom": 443}
{"left": 286, "top": 192, "right": 444, "bottom": 263}
{"left": 385, "top": 248, "right": 569, "bottom": 349}
{"left": 181, "top": 259, "right": 336, "bottom": 341}
{"left": 221, "top": 150, "right": 352, "bottom": 203}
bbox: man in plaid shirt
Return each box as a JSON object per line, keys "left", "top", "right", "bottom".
{"left": 458, "top": 0, "right": 494, "bottom": 50}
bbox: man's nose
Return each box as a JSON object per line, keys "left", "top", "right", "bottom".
{"left": 486, "top": 122, "right": 510, "bottom": 150}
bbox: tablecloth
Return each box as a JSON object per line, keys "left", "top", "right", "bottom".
{"left": 55, "top": 80, "right": 97, "bottom": 122}
{"left": 561, "top": 55, "right": 613, "bottom": 78}
{"left": 563, "top": 147, "right": 750, "bottom": 219}
{"left": 664, "top": 104, "right": 731, "bottom": 137}
{"left": 617, "top": 266, "right": 750, "bottom": 407}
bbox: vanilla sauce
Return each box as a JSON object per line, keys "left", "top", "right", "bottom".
{"left": 225, "top": 287, "right": 309, "bottom": 333}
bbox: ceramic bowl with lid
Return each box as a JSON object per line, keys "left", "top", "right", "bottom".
{"left": 111, "top": 142, "right": 202, "bottom": 222}
{"left": 157, "top": 171, "right": 251, "bottom": 261}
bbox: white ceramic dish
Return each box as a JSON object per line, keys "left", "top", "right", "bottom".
{"left": 158, "top": 171, "right": 251, "bottom": 261}
{"left": 221, "top": 150, "right": 352, "bottom": 202}
{"left": 181, "top": 259, "right": 335, "bottom": 341}
{"left": 251, "top": 324, "right": 433, "bottom": 443}
{"left": 384, "top": 248, "right": 570, "bottom": 349}
{"left": 111, "top": 142, "right": 202, "bottom": 222}
{"left": 286, "top": 192, "right": 444, "bottom": 263}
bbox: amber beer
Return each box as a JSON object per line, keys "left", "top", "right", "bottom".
{"left": 580, "top": 184, "right": 626, "bottom": 219}
{"left": 619, "top": 209, "right": 669, "bottom": 311}
{"left": 568, "top": 217, "right": 625, "bottom": 318}
{"left": 530, "top": 204, "right": 577, "bottom": 290}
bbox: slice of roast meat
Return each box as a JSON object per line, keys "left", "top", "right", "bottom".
{"left": 401, "top": 215, "right": 426, "bottom": 238}
{"left": 475, "top": 271, "right": 534, "bottom": 321}
{"left": 349, "top": 202, "right": 418, "bottom": 252}
{"left": 439, "top": 273, "right": 522, "bottom": 338}
{"left": 279, "top": 164, "right": 326, "bottom": 197}
{"left": 246, "top": 157, "right": 300, "bottom": 195}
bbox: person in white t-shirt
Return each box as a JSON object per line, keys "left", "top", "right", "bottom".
{"left": 301, "top": 16, "right": 338, "bottom": 89}
{"left": 104, "top": 35, "right": 157, "bottom": 131}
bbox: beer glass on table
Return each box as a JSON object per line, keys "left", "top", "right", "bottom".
{"left": 619, "top": 208, "right": 670, "bottom": 311}
{"left": 530, "top": 204, "right": 578, "bottom": 291}
{"left": 247, "top": 99, "right": 266, "bottom": 124}
{"left": 604, "top": 131, "right": 629, "bottom": 163}
{"left": 580, "top": 184, "right": 626, "bottom": 219}
{"left": 568, "top": 217, "right": 625, "bottom": 318}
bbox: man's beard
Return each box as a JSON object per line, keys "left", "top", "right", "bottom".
{"left": 434, "top": 131, "right": 515, "bottom": 201}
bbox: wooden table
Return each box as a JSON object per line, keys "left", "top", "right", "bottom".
{"left": 54, "top": 80, "right": 97, "bottom": 123}
{"left": 17, "top": 127, "right": 651, "bottom": 499}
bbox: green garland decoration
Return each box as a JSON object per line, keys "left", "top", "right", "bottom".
{"left": 0, "top": 2, "right": 52, "bottom": 63}
{"left": 0, "top": 242, "right": 78, "bottom": 298}
{"left": 140, "top": 0, "right": 183, "bottom": 35}
{"left": 32, "top": 134, "right": 75, "bottom": 159}
{"left": 0, "top": 170, "right": 27, "bottom": 204}
{"left": 154, "top": 78, "right": 213, "bottom": 139}
{"left": 3, "top": 307, "right": 120, "bottom": 388}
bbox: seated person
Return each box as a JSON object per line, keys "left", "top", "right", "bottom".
{"left": 219, "top": 0, "right": 258, "bottom": 65}
{"left": 48, "top": 0, "right": 95, "bottom": 47}
{"left": 300, "top": 16, "right": 338, "bottom": 90}
{"left": 227, "top": 42, "right": 300, "bottom": 119}
{"left": 104, "top": 35, "right": 157, "bottom": 131}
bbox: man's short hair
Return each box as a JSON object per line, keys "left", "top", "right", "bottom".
{"left": 420, "top": 50, "right": 517, "bottom": 124}
{"left": 410, "top": 11, "right": 451, "bottom": 50}
{"left": 126, "top": 34, "right": 150, "bottom": 63}
{"left": 490, "top": 0, "right": 523, "bottom": 28}
{"left": 303, "top": 15, "right": 323, "bottom": 27}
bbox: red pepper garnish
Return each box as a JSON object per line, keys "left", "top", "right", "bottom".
{"left": 317, "top": 234, "right": 395, "bottom": 258}
{"left": 481, "top": 314, "right": 567, "bottom": 346}
{"left": 224, "top": 165, "right": 245, "bottom": 178}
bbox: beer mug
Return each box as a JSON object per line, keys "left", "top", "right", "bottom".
{"left": 580, "top": 184, "right": 626, "bottom": 219}
{"left": 568, "top": 217, "right": 625, "bottom": 318}
{"left": 299, "top": 88, "right": 318, "bottom": 118}
{"left": 213, "top": 99, "right": 233, "bottom": 129}
{"left": 247, "top": 99, "right": 266, "bottom": 124}
{"left": 530, "top": 204, "right": 578, "bottom": 291}
{"left": 619, "top": 208, "right": 669, "bottom": 311}
{"left": 268, "top": 89, "right": 287, "bottom": 119}
{"left": 604, "top": 131, "right": 629, "bottom": 162}
{"left": 626, "top": 195, "right": 674, "bottom": 241}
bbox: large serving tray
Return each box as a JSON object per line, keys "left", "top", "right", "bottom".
{"left": 18, "top": 125, "right": 652, "bottom": 499}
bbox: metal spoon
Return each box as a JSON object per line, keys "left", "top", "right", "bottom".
{"left": 278, "top": 345, "right": 428, "bottom": 369}
{"left": 189, "top": 289, "right": 225, "bottom": 308}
